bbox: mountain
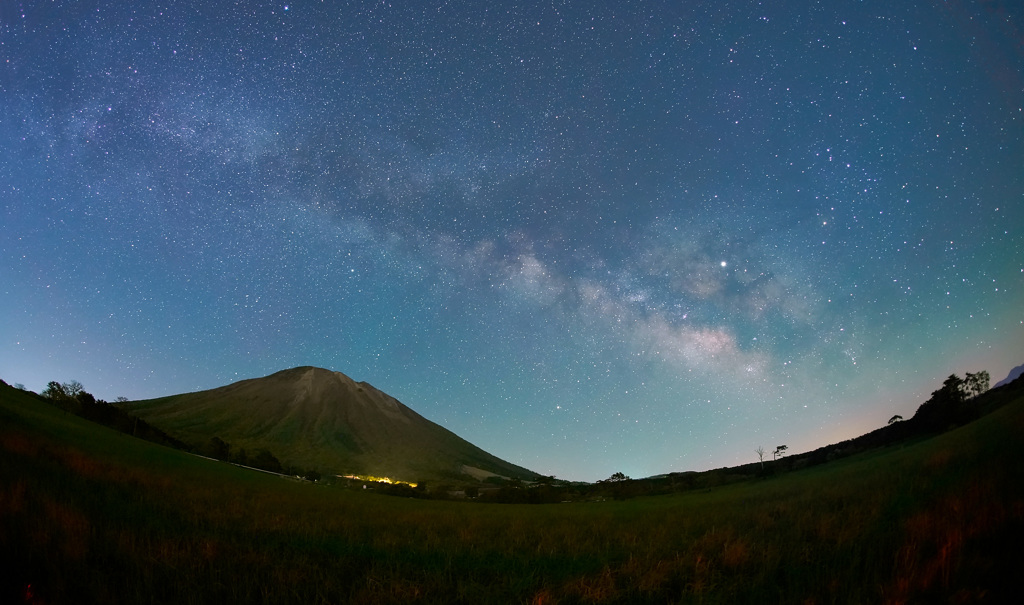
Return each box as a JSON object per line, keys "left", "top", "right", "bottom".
{"left": 124, "top": 366, "right": 538, "bottom": 483}
{"left": 994, "top": 364, "right": 1024, "bottom": 388}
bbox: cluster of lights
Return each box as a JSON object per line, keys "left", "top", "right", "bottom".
{"left": 339, "top": 474, "right": 417, "bottom": 488}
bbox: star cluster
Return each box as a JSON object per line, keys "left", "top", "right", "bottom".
{"left": 2, "top": 1, "right": 1022, "bottom": 480}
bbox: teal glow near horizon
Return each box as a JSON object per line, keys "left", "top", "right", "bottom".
{"left": 2, "top": 1, "right": 1022, "bottom": 481}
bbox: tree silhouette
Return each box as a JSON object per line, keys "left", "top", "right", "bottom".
{"left": 755, "top": 446, "right": 766, "bottom": 471}
{"left": 35, "top": 379, "right": 187, "bottom": 449}
{"left": 888, "top": 414, "right": 903, "bottom": 425}
{"left": 914, "top": 373, "right": 975, "bottom": 429}
{"left": 943, "top": 374, "right": 966, "bottom": 401}
{"left": 205, "top": 436, "right": 231, "bottom": 460}
{"left": 42, "top": 381, "right": 69, "bottom": 402}
{"left": 964, "top": 371, "right": 990, "bottom": 399}
{"left": 252, "top": 449, "right": 283, "bottom": 474}
{"left": 63, "top": 380, "right": 84, "bottom": 398}
{"left": 42, "top": 380, "right": 86, "bottom": 413}
{"left": 773, "top": 445, "right": 788, "bottom": 460}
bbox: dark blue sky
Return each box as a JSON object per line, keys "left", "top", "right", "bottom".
{"left": 3, "top": 1, "right": 1022, "bottom": 480}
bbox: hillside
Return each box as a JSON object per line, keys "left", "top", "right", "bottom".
{"left": 2, "top": 374, "right": 1022, "bottom": 603}
{"left": 122, "top": 366, "right": 538, "bottom": 483}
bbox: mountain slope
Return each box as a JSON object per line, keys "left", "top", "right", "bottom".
{"left": 995, "top": 364, "right": 1024, "bottom": 388}
{"left": 124, "top": 366, "right": 538, "bottom": 482}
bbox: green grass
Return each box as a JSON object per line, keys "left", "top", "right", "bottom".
{"left": 2, "top": 381, "right": 1021, "bottom": 604}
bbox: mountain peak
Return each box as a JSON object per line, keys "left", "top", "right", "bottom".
{"left": 126, "top": 367, "right": 537, "bottom": 483}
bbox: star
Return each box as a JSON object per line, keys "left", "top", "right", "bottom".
{"left": 1, "top": 0, "right": 1021, "bottom": 481}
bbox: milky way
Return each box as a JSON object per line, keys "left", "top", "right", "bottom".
{"left": 2, "top": 1, "right": 1022, "bottom": 480}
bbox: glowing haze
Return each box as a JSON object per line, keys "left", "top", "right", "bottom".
{"left": 2, "top": 1, "right": 1022, "bottom": 481}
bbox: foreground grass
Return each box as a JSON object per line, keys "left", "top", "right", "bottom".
{"left": 1, "top": 383, "right": 1021, "bottom": 604}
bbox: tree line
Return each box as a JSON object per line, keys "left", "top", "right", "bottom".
{"left": 40, "top": 380, "right": 187, "bottom": 450}
{"left": 200, "top": 435, "right": 320, "bottom": 481}
{"left": 36, "top": 380, "right": 321, "bottom": 482}
{"left": 912, "top": 371, "right": 990, "bottom": 430}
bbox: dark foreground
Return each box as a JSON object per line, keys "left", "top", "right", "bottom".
{"left": 1, "top": 380, "right": 1022, "bottom": 604}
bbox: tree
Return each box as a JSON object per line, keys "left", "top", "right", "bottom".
{"left": 914, "top": 373, "right": 972, "bottom": 429}
{"left": 42, "top": 380, "right": 88, "bottom": 413}
{"left": 205, "top": 436, "right": 231, "bottom": 460}
{"left": 63, "top": 380, "right": 84, "bottom": 398}
{"left": 252, "top": 449, "right": 283, "bottom": 474}
{"left": 755, "top": 446, "right": 766, "bottom": 470}
{"left": 888, "top": 414, "right": 903, "bottom": 425}
{"left": 964, "top": 371, "right": 989, "bottom": 399}
{"left": 42, "top": 381, "right": 69, "bottom": 401}
{"left": 600, "top": 472, "right": 636, "bottom": 500}
{"left": 942, "top": 374, "right": 966, "bottom": 403}
{"left": 42, "top": 380, "right": 86, "bottom": 401}
{"left": 773, "top": 445, "right": 788, "bottom": 460}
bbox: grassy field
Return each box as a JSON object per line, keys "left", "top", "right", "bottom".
{"left": 2, "top": 381, "right": 1021, "bottom": 604}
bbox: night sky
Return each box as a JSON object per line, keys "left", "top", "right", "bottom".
{"left": 2, "top": 1, "right": 1022, "bottom": 481}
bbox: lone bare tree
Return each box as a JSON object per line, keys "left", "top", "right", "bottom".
{"left": 755, "top": 446, "right": 766, "bottom": 471}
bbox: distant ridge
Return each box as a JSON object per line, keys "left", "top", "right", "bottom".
{"left": 994, "top": 364, "right": 1024, "bottom": 388}
{"left": 124, "top": 367, "right": 538, "bottom": 483}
